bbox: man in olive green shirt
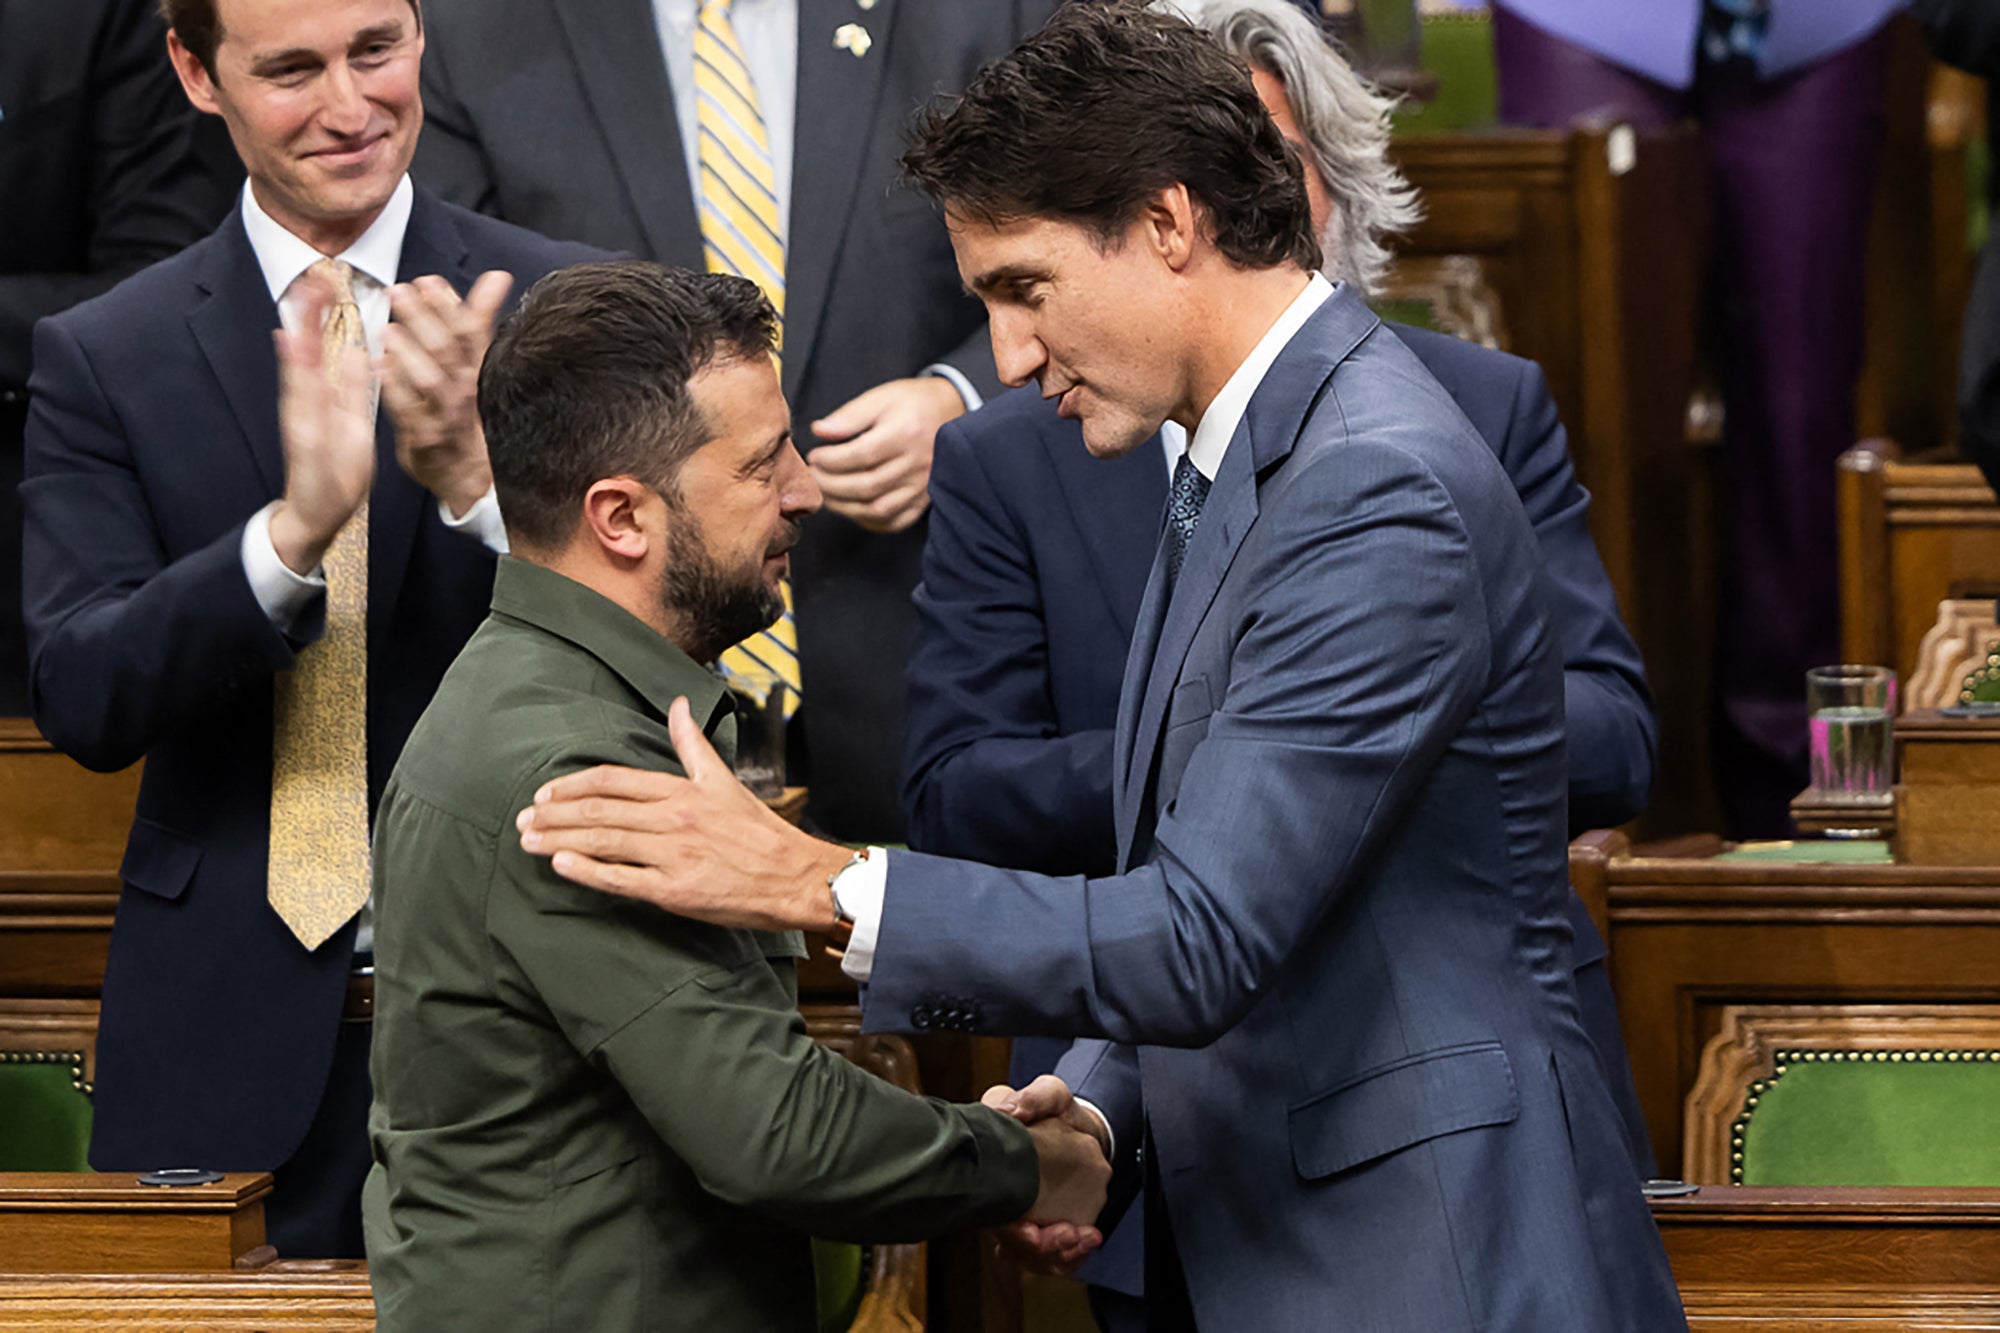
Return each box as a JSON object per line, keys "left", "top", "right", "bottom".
{"left": 362, "top": 263, "right": 1108, "bottom": 1332}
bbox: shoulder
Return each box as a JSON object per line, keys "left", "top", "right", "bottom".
{"left": 938, "top": 386, "right": 1069, "bottom": 483}
{"left": 425, "top": 192, "right": 611, "bottom": 273}
{"left": 41, "top": 222, "right": 231, "bottom": 347}
{"left": 1384, "top": 323, "right": 1535, "bottom": 410}
{"left": 391, "top": 618, "right": 678, "bottom": 828}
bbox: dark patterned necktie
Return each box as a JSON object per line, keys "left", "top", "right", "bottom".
{"left": 1165, "top": 453, "right": 1212, "bottom": 584}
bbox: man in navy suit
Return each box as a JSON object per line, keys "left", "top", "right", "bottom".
{"left": 22, "top": 0, "right": 593, "bottom": 1257}
{"left": 902, "top": 4, "right": 1658, "bottom": 1322}
{"left": 514, "top": 7, "right": 1686, "bottom": 1326}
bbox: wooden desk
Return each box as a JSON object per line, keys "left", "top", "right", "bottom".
{"left": 1578, "top": 834, "right": 2000, "bottom": 1176}
{"left": 1657, "top": 1186, "right": 2000, "bottom": 1330}
{"left": 0, "top": 1173, "right": 271, "bottom": 1275}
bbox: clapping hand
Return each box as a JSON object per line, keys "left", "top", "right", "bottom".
{"left": 807, "top": 375, "right": 965, "bottom": 532}
{"left": 984, "top": 1075, "right": 1112, "bottom": 1276}
{"left": 380, "top": 270, "right": 513, "bottom": 518}
{"left": 268, "top": 269, "right": 376, "bottom": 576}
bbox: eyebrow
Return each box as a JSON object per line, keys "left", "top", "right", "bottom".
{"left": 964, "top": 263, "right": 1046, "bottom": 299}
{"left": 245, "top": 21, "right": 406, "bottom": 75}
{"left": 739, "top": 431, "right": 791, "bottom": 476}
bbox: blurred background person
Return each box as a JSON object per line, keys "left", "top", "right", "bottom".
{"left": 0, "top": 0, "right": 236, "bottom": 715}
{"left": 411, "top": 0, "right": 1060, "bottom": 842}
{"left": 1491, "top": 0, "right": 1903, "bottom": 836}
{"left": 1912, "top": 0, "right": 2000, "bottom": 500}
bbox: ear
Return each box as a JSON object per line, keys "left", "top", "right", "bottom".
{"left": 166, "top": 30, "right": 224, "bottom": 118}
{"left": 579, "top": 478, "right": 656, "bottom": 564}
{"left": 1142, "top": 184, "right": 1200, "bottom": 275}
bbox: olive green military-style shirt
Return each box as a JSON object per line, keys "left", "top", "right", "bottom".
{"left": 363, "top": 557, "right": 1037, "bottom": 1332}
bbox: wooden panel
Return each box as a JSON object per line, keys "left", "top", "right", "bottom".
{"left": 1659, "top": 1186, "right": 2000, "bottom": 1329}
{"left": 0, "top": 1173, "right": 270, "bottom": 1275}
{"left": 1596, "top": 843, "right": 2000, "bottom": 1174}
{"left": 0, "top": 1266, "right": 374, "bottom": 1333}
{"left": 0, "top": 722, "right": 137, "bottom": 873}
{"left": 1839, "top": 444, "right": 2000, "bottom": 685}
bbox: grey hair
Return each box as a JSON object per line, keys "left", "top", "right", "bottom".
{"left": 1156, "top": 0, "right": 1423, "bottom": 296}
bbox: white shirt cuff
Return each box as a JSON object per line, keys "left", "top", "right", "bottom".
{"left": 834, "top": 846, "right": 891, "bottom": 983}
{"left": 923, "top": 363, "right": 984, "bottom": 415}
{"left": 242, "top": 501, "right": 325, "bottom": 632}
{"left": 439, "top": 485, "right": 509, "bottom": 554}
{"left": 1072, "top": 1097, "right": 1116, "bottom": 1165}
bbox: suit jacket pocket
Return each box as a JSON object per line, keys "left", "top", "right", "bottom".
{"left": 1288, "top": 1041, "right": 1519, "bottom": 1180}
{"left": 118, "top": 818, "right": 202, "bottom": 902}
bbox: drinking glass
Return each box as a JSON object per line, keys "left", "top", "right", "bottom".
{"left": 1805, "top": 665, "right": 1896, "bottom": 804}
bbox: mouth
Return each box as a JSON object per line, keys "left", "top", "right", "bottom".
{"left": 1054, "top": 385, "right": 1082, "bottom": 420}
{"left": 308, "top": 132, "right": 389, "bottom": 169}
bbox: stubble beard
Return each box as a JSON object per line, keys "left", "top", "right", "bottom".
{"left": 656, "top": 502, "right": 791, "bottom": 665}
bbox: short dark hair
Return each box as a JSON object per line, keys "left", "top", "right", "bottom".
{"left": 900, "top": 1, "right": 1319, "bottom": 273}
{"left": 160, "top": 0, "right": 423, "bottom": 77}
{"left": 478, "top": 263, "right": 779, "bottom": 553}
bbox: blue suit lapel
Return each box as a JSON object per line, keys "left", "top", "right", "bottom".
{"left": 187, "top": 215, "right": 284, "bottom": 497}
{"left": 1110, "top": 285, "right": 1382, "bottom": 861}
{"left": 553, "top": 0, "right": 701, "bottom": 269}
{"left": 1117, "top": 419, "right": 1258, "bottom": 841}
{"left": 370, "top": 189, "right": 475, "bottom": 641}
{"left": 785, "top": 0, "right": 894, "bottom": 405}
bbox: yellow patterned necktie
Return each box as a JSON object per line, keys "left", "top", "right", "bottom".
{"left": 697, "top": 0, "right": 802, "bottom": 717}
{"left": 268, "top": 257, "right": 373, "bottom": 951}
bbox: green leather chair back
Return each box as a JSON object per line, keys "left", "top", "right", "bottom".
{"left": 0, "top": 1050, "right": 93, "bottom": 1172}
{"left": 1394, "top": 7, "right": 1498, "bottom": 136}
{"left": 1734, "top": 1049, "right": 2000, "bottom": 1186}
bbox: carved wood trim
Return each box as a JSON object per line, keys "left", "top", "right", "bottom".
{"left": 1684, "top": 1004, "right": 2000, "bottom": 1183}
{"left": 1376, "top": 254, "right": 1508, "bottom": 349}
{"left": 0, "top": 1001, "right": 98, "bottom": 1091}
{"left": 1908, "top": 598, "right": 2000, "bottom": 708}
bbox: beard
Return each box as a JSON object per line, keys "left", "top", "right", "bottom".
{"left": 655, "top": 504, "right": 794, "bottom": 664}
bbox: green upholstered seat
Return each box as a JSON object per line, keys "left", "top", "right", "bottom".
{"left": 1734, "top": 1049, "right": 2000, "bottom": 1186}
{"left": 0, "top": 1050, "right": 93, "bottom": 1172}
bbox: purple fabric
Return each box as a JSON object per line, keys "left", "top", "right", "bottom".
{"left": 1496, "top": 17, "right": 1892, "bottom": 837}
{"left": 1495, "top": 0, "right": 1902, "bottom": 88}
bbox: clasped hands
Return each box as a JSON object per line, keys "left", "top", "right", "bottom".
{"left": 985, "top": 1075, "right": 1113, "bottom": 1276}
{"left": 270, "top": 267, "right": 512, "bottom": 576}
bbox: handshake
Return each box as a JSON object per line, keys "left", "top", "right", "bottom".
{"left": 985, "top": 1074, "right": 1114, "bottom": 1275}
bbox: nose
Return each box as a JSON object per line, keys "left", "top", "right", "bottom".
{"left": 987, "top": 305, "right": 1047, "bottom": 389}
{"left": 318, "top": 61, "right": 372, "bottom": 136}
{"left": 779, "top": 442, "right": 822, "bottom": 519}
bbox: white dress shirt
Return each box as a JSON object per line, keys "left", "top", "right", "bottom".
{"left": 238, "top": 175, "right": 508, "bottom": 631}
{"left": 653, "top": 0, "right": 798, "bottom": 240}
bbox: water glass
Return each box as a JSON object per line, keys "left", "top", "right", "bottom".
{"left": 1806, "top": 665, "right": 1896, "bottom": 804}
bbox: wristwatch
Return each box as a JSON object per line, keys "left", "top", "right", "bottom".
{"left": 824, "top": 848, "right": 868, "bottom": 956}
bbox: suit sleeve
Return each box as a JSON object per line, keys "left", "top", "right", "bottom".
{"left": 869, "top": 441, "right": 1502, "bottom": 1048}
{"left": 903, "top": 417, "right": 1119, "bottom": 875}
{"left": 21, "top": 318, "right": 303, "bottom": 771}
{"left": 491, "top": 757, "right": 1039, "bottom": 1243}
{"left": 1500, "top": 362, "right": 1657, "bottom": 830}
{"left": 0, "top": 0, "right": 230, "bottom": 388}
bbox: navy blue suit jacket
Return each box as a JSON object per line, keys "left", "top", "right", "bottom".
{"left": 22, "top": 189, "right": 596, "bottom": 1174}
{"left": 870, "top": 290, "right": 1685, "bottom": 1328}
{"left": 904, "top": 324, "right": 1660, "bottom": 1295}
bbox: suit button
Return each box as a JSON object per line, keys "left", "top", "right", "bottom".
{"left": 911, "top": 1005, "right": 934, "bottom": 1030}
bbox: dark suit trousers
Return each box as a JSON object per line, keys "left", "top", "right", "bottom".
{"left": 1494, "top": 8, "right": 1891, "bottom": 837}
{"left": 263, "top": 1016, "right": 372, "bottom": 1259}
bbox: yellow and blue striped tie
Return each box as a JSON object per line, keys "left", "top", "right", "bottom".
{"left": 696, "top": 0, "right": 801, "bottom": 716}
